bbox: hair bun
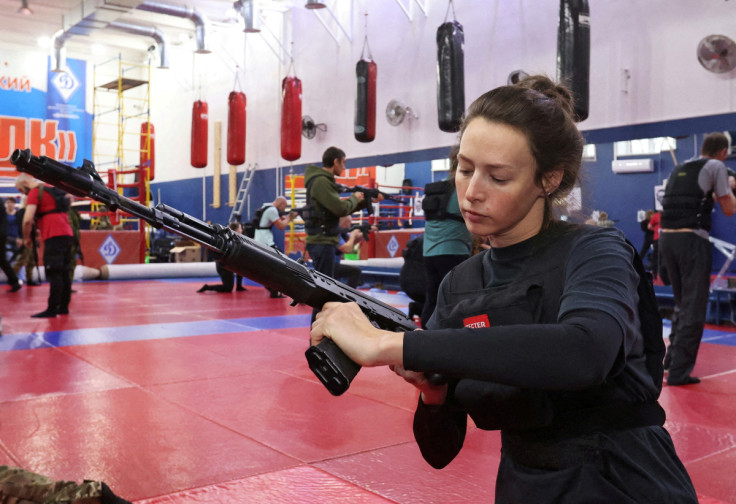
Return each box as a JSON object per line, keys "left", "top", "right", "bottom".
{"left": 517, "top": 75, "right": 577, "bottom": 120}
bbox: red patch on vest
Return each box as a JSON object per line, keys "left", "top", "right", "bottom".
{"left": 463, "top": 314, "right": 490, "bottom": 328}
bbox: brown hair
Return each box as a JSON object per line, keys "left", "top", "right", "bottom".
{"left": 701, "top": 132, "right": 729, "bottom": 157}
{"left": 322, "top": 146, "right": 346, "bottom": 168}
{"left": 459, "top": 75, "right": 583, "bottom": 225}
{"left": 446, "top": 144, "right": 460, "bottom": 186}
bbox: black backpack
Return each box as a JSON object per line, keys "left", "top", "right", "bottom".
{"left": 399, "top": 235, "right": 426, "bottom": 303}
{"left": 627, "top": 238, "right": 665, "bottom": 391}
{"left": 243, "top": 204, "right": 273, "bottom": 239}
{"left": 36, "top": 185, "right": 71, "bottom": 217}
{"left": 422, "top": 180, "right": 464, "bottom": 222}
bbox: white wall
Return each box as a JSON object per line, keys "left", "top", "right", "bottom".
{"left": 6, "top": 0, "right": 736, "bottom": 184}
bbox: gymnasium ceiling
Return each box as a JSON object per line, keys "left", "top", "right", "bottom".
{"left": 0, "top": 0, "right": 307, "bottom": 59}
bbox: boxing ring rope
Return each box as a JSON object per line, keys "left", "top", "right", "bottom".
{"left": 709, "top": 236, "right": 736, "bottom": 291}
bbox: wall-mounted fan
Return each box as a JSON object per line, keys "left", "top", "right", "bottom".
{"left": 302, "top": 115, "right": 327, "bottom": 139}
{"left": 697, "top": 35, "right": 736, "bottom": 74}
{"left": 385, "top": 99, "right": 417, "bottom": 126}
{"left": 507, "top": 69, "right": 529, "bottom": 85}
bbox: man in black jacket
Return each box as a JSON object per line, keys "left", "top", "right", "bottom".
{"left": 0, "top": 198, "right": 21, "bottom": 292}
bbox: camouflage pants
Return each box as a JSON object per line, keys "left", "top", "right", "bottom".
{"left": 0, "top": 466, "right": 130, "bottom": 504}
{"left": 12, "top": 247, "right": 37, "bottom": 282}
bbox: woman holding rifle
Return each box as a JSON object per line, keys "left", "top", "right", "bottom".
{"left": 310, "top": 75, "right": 697, "bottom": 503}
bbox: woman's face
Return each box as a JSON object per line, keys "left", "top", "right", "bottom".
{"left": 455, "top": 118, "right": 548, "bottom": 248}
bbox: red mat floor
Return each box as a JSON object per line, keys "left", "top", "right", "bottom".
{"left": 1, "top": 277, "right": 736, "bottom": 503}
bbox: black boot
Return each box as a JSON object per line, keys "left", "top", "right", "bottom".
{"left": 31, "top": 309, "right": 57, "bottom": 318}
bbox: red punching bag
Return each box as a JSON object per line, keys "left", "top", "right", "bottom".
{"left": 140, "top": 121, "right": 155, "bottom": 181}
{"left": 227, "top": 91, "right": 246, "bottom": 165}
{"left": 355, "top": 58, "right": 377, "bottom": 143}
{"left": 191, "top": 100, "right": 208, "bottom": 168}
{"left": 281, "top": 76, "right": 302, "bottom": 162}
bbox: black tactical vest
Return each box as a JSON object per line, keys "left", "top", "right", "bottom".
{"left": 433, "top": 222, "right": 665, "bottom": 440}
{"left": 304, "top": 175, "right": 340, "bottom": 236}
{"left": 661, "top": 158, "right": 713, "bottom": 231}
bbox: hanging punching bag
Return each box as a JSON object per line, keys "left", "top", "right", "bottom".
{"left": 281, "top": 76, "right": 302, "bottom": 162}
{"left": 355, "top": 59, "right": 377, "bottom": 143}
{"left": 227, "top": 91, "right": 247, "bottom": 165}
{"left": 557, "top": 0, "right": 590, "bottom": 121}
{"left": 436, "top": 20, "right": 465, "bottom": 133}
{"left": 191, "top": 100, "right": 208, "bottom": 168}
{"left": 140, "top": 121, "right": 155, "bottom": 181}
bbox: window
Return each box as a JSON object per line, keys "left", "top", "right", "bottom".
{"left": 431, "top": 158, "right": 451, "bottom": 172}
{"left": 614, "top": 137, "right": 677, "bottom": 157}
{"left": 582, "top": 143, "right": 597, "bottom": 161}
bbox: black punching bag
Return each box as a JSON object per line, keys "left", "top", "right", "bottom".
{"left": 436, "top": 20, "right": 465, "bottom": 133}
{"left": 355, "top": 58, "right": 377, "bottom": 143}
{"left": 557, "top": 0, "right": 590, "bottom": 121}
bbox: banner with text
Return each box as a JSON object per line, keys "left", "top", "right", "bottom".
{"left": 0, "top": 50, "right": 91, "bottom": 178}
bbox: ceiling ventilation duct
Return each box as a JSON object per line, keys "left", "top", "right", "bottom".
{"left": 53, "top": 22, "right": 169, "bottom": 72}
{"left": 51, "top": 30, "right": 74, "bottom": 73}
{"left": 51, "top": 0, "right": 147, "bottom": 72}
{"left": 108, "top": 21, "right": 170, "bottom": 68}
{"left": 234, "top": 0, "right": 260, "bottom": 33}
{"left": 51, "top": 0, "right": 210, "bottom": 72}
{"left": 136, "top": 1, "right": 211, "bottom": 53}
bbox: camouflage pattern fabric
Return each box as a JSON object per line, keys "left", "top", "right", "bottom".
{"left": 0, "top": 466, "right": 129, "bottom": 504}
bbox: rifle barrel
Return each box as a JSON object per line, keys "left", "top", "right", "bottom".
{"left": 10, "top": 149, "right": 223, "bottom": 252}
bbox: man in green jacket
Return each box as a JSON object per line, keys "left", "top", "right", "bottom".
{"left": 304, "top": 147, "right": 376, "bottom": 318}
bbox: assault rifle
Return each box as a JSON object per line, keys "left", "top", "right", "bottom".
{"left": 281, "top": 207, "right": 307, "bottom": 217}
{"left": 342, "top": 222, "right": 373, "bottom": 241}
{"left": 10, "top": 149, "right": 417, "bottom": 396}
{"left": 335, "top": 183, "right": 401, "bottom": 203}
{"left": 284, "top": 207, "right": 375, "bottom": 240}
{"left": 728, "top": 169, "right": 736, "bottom": 197}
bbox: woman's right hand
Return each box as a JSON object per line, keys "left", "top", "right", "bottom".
{"left": 390, "top": 364, "right": 448, "bottom": 405}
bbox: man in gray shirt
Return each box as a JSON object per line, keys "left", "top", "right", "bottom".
{"left": 254, "top": 196, "right": 295, "bottom": 297}
{"left": 660, "top": 132, "right": 736, "bottom": 385}
{"left": 254, "top": 196, "right": 294, "bottom": 247}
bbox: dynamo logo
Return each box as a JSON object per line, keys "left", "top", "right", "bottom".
{"left": 99, "top": 234, "right": 121, "bottom": 265}
{"left": 51, "top": 69, "right": 79, "bottom": 102}
{"left": 386, "top": 235, "right": 400, "bottom": 258}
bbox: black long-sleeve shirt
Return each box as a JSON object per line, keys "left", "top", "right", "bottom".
{"left": 403, "top": 224, "right": 663, "bottom": 469}
{"left": 404, "top": 226, "right": 651, "bottom": 393}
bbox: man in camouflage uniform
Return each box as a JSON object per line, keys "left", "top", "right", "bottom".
{"left": 0, "top": 466, "right": 130, "bottom": 503}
